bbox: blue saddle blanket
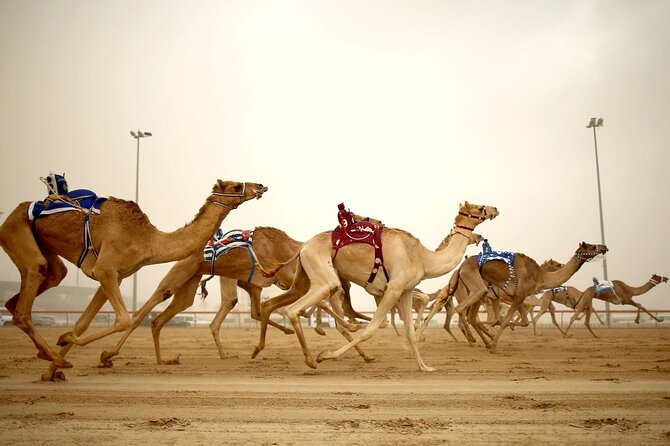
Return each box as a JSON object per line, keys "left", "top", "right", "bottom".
{"left": 594, "top": 280, "right": 615, "bottom": 295}
{"left": 203, "top": 229, "right": 255, "bottom": 263}
{"left": 28, "top": 189, "right": 107, "bottom": 221}
{"left": 476, "top": 250, "right": 515, "bottom": 267}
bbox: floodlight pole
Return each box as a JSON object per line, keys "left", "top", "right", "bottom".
{"left": 130, "top": 130, "right": 152, "bottom": 313}
{"left": 586, "top": 118, "right": 610, "bottom": 327}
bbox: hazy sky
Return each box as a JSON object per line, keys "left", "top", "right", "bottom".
{"left": 1, "top": 0, "right": 669, "bottom": 316}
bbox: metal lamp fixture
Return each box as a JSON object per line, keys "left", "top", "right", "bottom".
{"left": 130, "top": 129, "right": 152, "bottom": 313}
{"left": 586, "top": 117, "right": 610, "bottom": 326}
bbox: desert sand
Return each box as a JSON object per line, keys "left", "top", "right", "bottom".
{"left": 0, "top": 324, "right": 668, "bottom": 445}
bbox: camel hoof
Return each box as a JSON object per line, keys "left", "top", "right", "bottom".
{"left": 304, "top": 358, "right": 318, "bottom": 369}
{"left": 282, "top": 328, "right": 295, "bottom": 335}
{"left": 316, "top": 350, "right": 334, "bottom": 363}
{"left": 219, "top": 353, "right": 239, "bottom": 360}
{"left": 363, "top": 355, "right": 376, "bottom": 363}
{"left": 314, "top": 327, "right": 326, "bottom": 336}
{"left": 56, "top": 332, "right": 76, "bottom": 347}
{"left": 422, "top": 366, "right": 437, "bottom": 372}
{"left": 99, "top": 351, "right": 115, "bottom": 366}
{"left": 251, "top": 346, "right": 261, "bottom": 359}
{"left": 41, "top": 370, "right": 67, "bottom": 381}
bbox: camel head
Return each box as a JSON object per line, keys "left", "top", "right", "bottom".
{"left": 39, "top": 172, "right": 68, "bottom": 196}
{"left": 540, "top": 258, "right": 564, "bottom": 272}
{"left": 210, "top": 180, "right": 268, "bottom": 209}
{"left": 651, "top": 274, "right": 668, "bottom": 285}
{"left": 574, "top": 242, "right": 608, "bottom": 262}
{"left": 454, "top": 201, "right": 499, "bottom": 232}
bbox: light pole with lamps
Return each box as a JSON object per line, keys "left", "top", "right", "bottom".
{"left": 129, "top": 130, "right": 152, "bottom": 313}
{"left": 586, "top": 117, "right": 610, "bottom": 327}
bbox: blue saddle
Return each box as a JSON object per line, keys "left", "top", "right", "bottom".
{"left": 476, "top": 240, "right": 517, "bottom": 290}
{"left": 28, "top": 189, "right": 107, "bottom": 221}
{"left": 203, "top": 229, "right": 257, "bottom": 282}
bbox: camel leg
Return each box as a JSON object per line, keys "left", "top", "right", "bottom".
{"left": 151, "top": 275, "right": 201, "bottom": 365}
{"left": 98, "top": 268, "right": 201, "bottom": 367}
{"left": 3, "top": 245, "right": 73, "bottom": 368}
{"left": 390, "top": 306, "right": 400, "bottom": 336}
{"left": 582, "top": 307, "right": 599, "bottom": 338}
{"left": 240, "top": 281, "right": 293, "bottom": 334}
{"left": 313, "top": 306, "right": 326, "bottom": 336}
{"left": 318, "top": 282, "right": 437, "bottom": 372}
{"left": 547, "top": 305, "right": 566, "bottom": 335}
{"left": 252, "top": 262, "right": 310, "bottom": 359}
{"left": 320, "top": 292, "right": 375, "bottom": 362}
{"left": 208, "top": 277, "right": 239, "bottom": 359}
{"left": 442, "top": 296, "right": 461, "bottom": 341}
{"left": 593, "top": 308, "right": 606, "bottom": 325}
{"left": 487, "top": 298, "right": 524, "bottom": 351}
{"left": 56, "top": 260, "right": 131, "bottom": 347}
{"left": 42, "top": 286, "right": 110, "bottom": 380}
{"left": 631, "top": 302, "right": 663, "bottom": 323}
{"left": 416, "top": 296, "right": 445, "bottom": 341}
{"left": 341, "top": 280, "right": 370, "bottom": 323}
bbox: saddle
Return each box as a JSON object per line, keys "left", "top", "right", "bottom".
{"left": 476, "top": 239, "right": 517, "bottom": 290}
{"left": 594, "top": 279, "right": 615, "bottom": 295}
{"left": 331, "top": 203, "right": 388, "bottom": 288}
{"left": 29, "top": 173, "right": 108, "bottom": 268}
{"left": 200, "top": 229, "right": 258, "bottom": 297}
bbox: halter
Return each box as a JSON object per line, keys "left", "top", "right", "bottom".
{"left": 210, "top": 183, "right": 246, "bottom": 209}
{"left": 574, "top": 250, "right": 599, "bottom": 261}
{"left": 455, "top": 209, "right": 488, "bottom": 231}
{"left": 650, "top": 277, "right": 661, "bottom": 285}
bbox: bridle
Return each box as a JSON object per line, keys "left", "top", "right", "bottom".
{"left": 210, "top": 183, "right": 247, "bottom": 209}
{"left": 455, "top": 208, "right": 489, "bottom": 232}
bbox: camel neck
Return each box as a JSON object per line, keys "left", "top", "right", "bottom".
{"left": 151, "top": 200, "right": 231, "bottom": 263}
{"left": 422, "top": 231, "right": 471, "bottom": 279}
{"left": 540, "top": 256, "right": 585, "bottom": 289}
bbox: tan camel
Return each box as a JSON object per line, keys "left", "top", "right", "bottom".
{"left": 417, "top": 258, "right": 564, "bottom": 344}
{"left": 387, "top": 232, "right": 485, "bottom": 336}
{"left": 443, "top": 243, "right": 608, "bottom": 350}
{"left": 252, "top": 201, "right": 498, "bottom": 371}
{"left": 97, "top": 226, "right": 301, "bottom": 366}
{"left": 0, "top": 178, "right": 267, "bottom": 378}
{"left": 563, "top": 274, "right": 668, "bottom": 337}
{"left": 530, "top": 285, "right": 605, "bottom": 336}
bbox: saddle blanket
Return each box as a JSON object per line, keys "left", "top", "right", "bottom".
{"left": 595, "top": 280, "right": 615, "bottom": 294}
{"left": 203, "top": 229, "right": 254, "bottom": 262}
{"left": 332, "top": 222, "right": 383, "bottom": 251}
{"left": 476, "top": 250, "right": 515, "bottom": 268}
{"left": 28, "top": 189, "right": 107, "bottom": 221}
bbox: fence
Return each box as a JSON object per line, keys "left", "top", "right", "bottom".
{"left": 1, "top": 309, "right": 669, "bottom": 329}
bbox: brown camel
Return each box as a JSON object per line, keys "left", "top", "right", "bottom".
{"left": 252, "top": 201, "right": 498, "bottom": 372}
{"left": 0, "top": 178, "right": 267, "bottom": 379}
{"left": 563, "top": 274, "right": 668, "bottom": 337}
{"left": 417, "top": 258, "right": 564, "bottom": 344}
{"left": 530, "top": 285, "right": 605, "bottom": 336}
{"left": 97, "top": 226, "right": 302, "bottom": 366}
{"left": 444, "top": 243, "right": 608, "bottom": 350}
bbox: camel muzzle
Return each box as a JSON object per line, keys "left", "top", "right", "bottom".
{"left": 254, "top": 186, "right": 269, "bottom": 199}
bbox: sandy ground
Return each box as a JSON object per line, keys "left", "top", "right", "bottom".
{"left": 0, "top": 324, "right": 668, "bottom": 445}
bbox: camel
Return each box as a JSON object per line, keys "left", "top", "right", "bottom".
{"left": 417, "top": 258, "right": 564, "bottom": 344}
{"left": 0, "top": 177, "right": 267, "bottom": 379}
{"left": 97, "top": 226, "right": 305, "bottom": 366}
{"left": 386, "top": 232, "right": 485, "bottom": 336}
{"left": 563, "top": 274, "right": 668, "bottom": 337}
{"left": 252, "top": 201, "right": 498, "bottom": 372}
{"left": 441, "top": 242, "right": 608, "bottom": 350}
{"left": 530, "top": 285, "right": 605, "bottom": 336}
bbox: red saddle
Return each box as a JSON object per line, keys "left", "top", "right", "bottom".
{"left": 331, "top": 203, "right": 388, "bottom": 287}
